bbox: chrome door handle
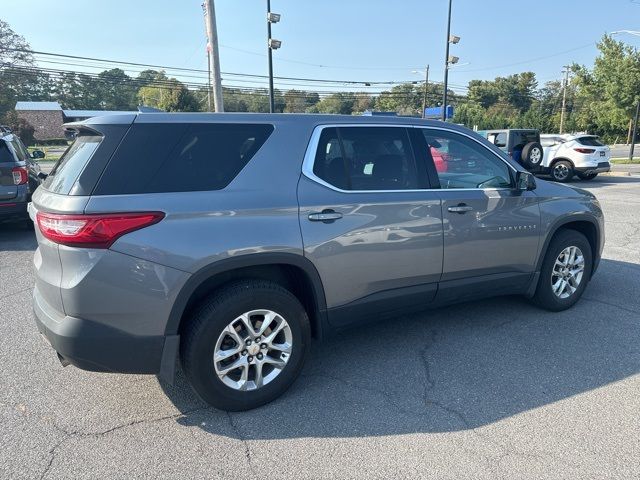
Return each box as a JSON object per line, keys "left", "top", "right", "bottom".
{"left": 447, "top": 204, "right": 474, "bottom": 214}
{"left": 308, "top": 210, "right": 343, "bottom": 222}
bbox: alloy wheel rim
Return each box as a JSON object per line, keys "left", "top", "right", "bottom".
{"left": 530, "top": 148, "right": 541, "bottom": 163}
{"left": 551, "top": 246, "right": 585, "bottom": 299}
{"left": 554, "top": 163, "right": 569, "bottom": 180}
{"left": 213, "top": 309, "right": 292, "bottom": 391}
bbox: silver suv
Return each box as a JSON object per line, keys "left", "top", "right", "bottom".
{"left": 30, "top": 113, "right": 604, "bottom": 411}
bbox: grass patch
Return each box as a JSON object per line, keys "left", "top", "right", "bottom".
{"left": 27, "top": 145, "right": 67, "bottom": 162}
{"left": 611, "top": 157, "right": 640, "bottom": 164}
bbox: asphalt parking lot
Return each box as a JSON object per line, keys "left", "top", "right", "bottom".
{"left": 1, "top": 175, "right": 639, "bottom": 479}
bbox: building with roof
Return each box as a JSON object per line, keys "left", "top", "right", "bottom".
{"left": 15, "top": 101, "right": 134, "bottom": 141}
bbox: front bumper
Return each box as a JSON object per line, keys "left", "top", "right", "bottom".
{"left": 575, "top": 161, "right": 611, "bottom": 175}
{"left": 33, "top": 287, "right": 170, "bottom": 375}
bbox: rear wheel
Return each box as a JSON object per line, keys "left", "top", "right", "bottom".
{"left": 550, "top": 160, "right": 574, "bottom": 182}
{"left": 180, "top": 280, "right": 310, "bottom": 411}
{"left": 577, "top": 172, "right": 598, "bottom": 181}
{"left": 532, "top": 230, "right": 592, "bottom": 311}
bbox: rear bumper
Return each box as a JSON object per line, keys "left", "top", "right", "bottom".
{"left": 33, "top": 287, "right": 171, "bottom": 375}
{"left": 0, "top": 200, "right": 29, "bottom": 219}
{"left": 575, "top": 162, "right": 611, "bottom": 175}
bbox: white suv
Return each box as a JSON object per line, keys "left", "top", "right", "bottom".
{"left": 541, "top": 134, "right": 611, "bottom": 182}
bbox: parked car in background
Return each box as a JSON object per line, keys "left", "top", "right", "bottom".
{"left": 0, "top": 125, "right": 13, "bottom": 135}
{"left": 478, "top": 129, "right": 544, "bottom": 170}
{"left": 0, "top": 132, "right": 45, "bottom": 224}
{"left": 540, "top": 134, "right": 611, "bottom": 182}
{"left": 31, "top": 113, "right": 604, "bottom": 411}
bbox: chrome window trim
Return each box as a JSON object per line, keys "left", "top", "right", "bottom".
{"left": 301, "top": 123, "right": 517, "bottom": 194}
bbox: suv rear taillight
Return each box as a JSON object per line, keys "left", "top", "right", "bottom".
{"left": 574, "top": 148, "right": 596, "bottom": 154}
{"left": 12, "top": 167, "right": 28, "bottom": 185}
{"left": 36, "top": 212, "right": 164, "bottom": 248}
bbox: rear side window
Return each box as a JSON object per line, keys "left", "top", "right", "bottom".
{"left": 577, "top": 137, "right": 604, "bottom": 147}
{"left": 95, "top": 123, "right": 273, "bottom": 194}
{"left": 312, "top": 126, "right": 420, "bottom": 191}
{"left": 0, "top": 141, "right": 15, "bottom": 163}
{"left": 43, "top": 135, "right": 102, "bottom": 194}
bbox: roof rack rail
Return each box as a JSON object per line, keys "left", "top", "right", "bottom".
{"left": 137, "top": 106, "right": 164, "bottom": 113}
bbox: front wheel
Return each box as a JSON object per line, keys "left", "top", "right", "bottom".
{"left": 531, "top": 230, "right": 592, "bottom": 311}
{"left": 550, "top": 160, "right": 574, "bottom": 182}
{"left": 180, "top": 280, "right": 311, "bottom": 411}
{"left": 577, "top": 172, "right": 598, "bottom": 181}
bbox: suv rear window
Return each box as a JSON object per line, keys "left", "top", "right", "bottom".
{"left": 576, "top": 136, "right": 604, "bottom": 147}
{"left": 43, "top": 135, "right": 102, "bottom": 194}
{"left": 94, "top": 123, "right": 273, "bottom": 194}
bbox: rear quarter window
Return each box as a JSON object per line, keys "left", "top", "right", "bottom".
{"left": 43, "top": 135, "right": 102, "bottom": 194}
{"left": 94, "top": 123, "right": 274, "bottom": 194}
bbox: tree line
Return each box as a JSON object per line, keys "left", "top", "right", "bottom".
{"left": 1, "top": 19, "right": 639, "bottom": 145}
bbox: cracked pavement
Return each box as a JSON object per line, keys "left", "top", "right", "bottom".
{"left": 1, "top": 175, "right": 639, "bottom": 479}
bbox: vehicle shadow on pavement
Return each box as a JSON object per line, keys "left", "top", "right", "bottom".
{"left": 571, "top": 175, "right": 640, "bottom": 188}
{"left": 161, "top": 258, "right": 640, "bottom": 438}
{"left": 0, "top": 221, "right": 37, "bottom": 251}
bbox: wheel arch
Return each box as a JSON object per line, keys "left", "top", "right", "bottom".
{"left": 166, "top": 253, "right": 328, "bottom": 340}
{"left": 535, "top": 215, "right": 600, "bottom": 276}
{"left": 549, "top": 157, "right": 575, "bottom": 168}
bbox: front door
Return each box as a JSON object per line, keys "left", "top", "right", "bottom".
{"left": 418, "top": 127, "right": 541, "bottom": 301}
{"left": 297, "top": 125, "right": 443, "bottom": 327}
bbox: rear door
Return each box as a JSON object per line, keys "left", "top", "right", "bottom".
{"left": 297, "top": 125, "right": 443, "bottom": 328}
{"left": 419, "top": 127, "right": 541, "bottom": 302}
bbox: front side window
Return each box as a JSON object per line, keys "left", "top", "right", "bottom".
{"left": 313, "top": 126, "right": 420, "bottom": 191}
{"left": 422, "top": 129, "right": 512, "bottom": 189}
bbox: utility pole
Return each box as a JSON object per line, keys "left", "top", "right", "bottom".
{"left": 203, "top": 0, "right": 224, "bottom": 112}
{"left": 629, "top": 100, "right": 640, "bottom": 161}
{"left": 442, "top": 0, "right": 453, "bottom": 121}
{"left": 421, "top": 65, "right": 429, "bottom": 119}
{"left": 559, "top": 66, "right": 570, "bottom": 134}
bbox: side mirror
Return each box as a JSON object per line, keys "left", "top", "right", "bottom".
{"left": 31, "top": 150, "right": 45, "bottom": 159}
{"left": 37, "top": 172, "right": 48, "bottom": 180}
{"left": 516, "top": 171, "right": 536, "bottom": 191}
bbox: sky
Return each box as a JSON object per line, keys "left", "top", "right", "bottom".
{"left": 2, "top": 0, "right": 640, "bottom": 98}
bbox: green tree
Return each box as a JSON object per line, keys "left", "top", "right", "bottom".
{"left": 137, "top": 71, "right": 199, "bottom": 111}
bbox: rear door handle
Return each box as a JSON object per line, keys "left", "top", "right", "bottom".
{"left": 308, "top": 210, "right": 343, "bottom": 222}
{"left": 447, "top": 204, "right": 474, "bottom": 214}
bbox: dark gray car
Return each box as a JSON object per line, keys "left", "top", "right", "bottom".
{"left": 0, "top": 133, "right": 44, "bottom": 224}
{"left": 30, "top": 113, "right": 604, "bottom": 410}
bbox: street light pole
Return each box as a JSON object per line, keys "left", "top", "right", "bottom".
{"left": 267, "top": 0, "right": 275, "bottom": 113}
{"left": 422, "top": 65, "right": 429, "bottom": 119}
{"left": 630, "top": 100, "right": 640, "bottom": 161}
{"left": 442, "top": 0, "right": 453, "bottom": 121}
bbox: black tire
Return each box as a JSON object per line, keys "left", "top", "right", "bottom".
{"left": 577, "top": 172, "right": 598, "bottom": 181}
{"left": 532, "top": 229, "right": 592, "bottom": 311}
{"left": 550, "top": 160, "right": 574, "bottom": 182}
{"left": 521, "top": 142, "right": 544, "bottom": 168}
{"left": 180, "top": 279, "right": 311, "bottom": 411}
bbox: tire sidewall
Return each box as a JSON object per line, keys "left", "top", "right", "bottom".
{"left": 535, "top": 231, "right": 592, "bottom": 311}
{"left": 183, "top": 284, "right": 310, "bottom": 411}
{"left": 551, "top": 161, "right": 573, "bottom": 182}
{"left": 522, "top": 142, "right": 543, "bottom": 168}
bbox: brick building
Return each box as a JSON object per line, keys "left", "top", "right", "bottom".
{"left": 15, "top": 101, "right": 66, "bottom": 141}
{"left": 15, "top": 101, "right": 134, "bottom": 141}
